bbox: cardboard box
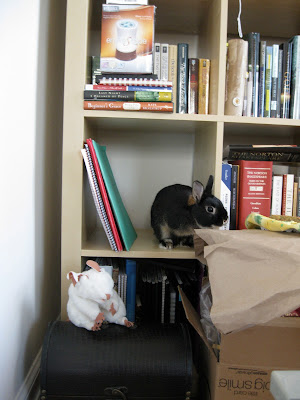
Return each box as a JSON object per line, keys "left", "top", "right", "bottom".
{"left": 180, "top": 288, "right": 300, "bottom": 400}
{"left": 100, "top": 4, "right": 155, "bottom": 73}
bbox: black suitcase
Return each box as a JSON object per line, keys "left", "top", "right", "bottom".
{"left": 40, "top": 320, "right": 194, "bottom": 400}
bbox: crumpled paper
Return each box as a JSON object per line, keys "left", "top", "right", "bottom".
{"left": 194, "top": 229, "right": 300, "bottom": 334}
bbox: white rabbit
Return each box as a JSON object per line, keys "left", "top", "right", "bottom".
{"left": 67, "top": 260, "right": 133, "bottom": 331}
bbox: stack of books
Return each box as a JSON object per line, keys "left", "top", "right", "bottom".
{"left": 81, "top": 139, "right": 137, "bottom": 251}
{"left": 225, "top": 34, "right": 300, "bottom": 119}
{"left": 83, "top": 2, "right": 174, "bottom": 113}
{"left": 221, "top": 144, "right": 300, "bottom": 230}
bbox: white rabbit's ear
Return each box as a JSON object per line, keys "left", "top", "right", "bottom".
{"left": 67, "top": 271, "right": 79, "bottom": 286}
{"left": 192, "top": 180, "right": 204, "bottom": 203}
{"left": 86, "top": 259, "right": 101, "bottom": 272}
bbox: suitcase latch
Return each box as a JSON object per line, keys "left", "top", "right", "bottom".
{"left": 104, "top": 386, "right": 128, "bottom": 399}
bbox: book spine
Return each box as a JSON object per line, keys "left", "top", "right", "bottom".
{"left": 225, "top": 39, "right": 248, "bottom": 116}
{"left": 84, "top": 100, "right": 173, "bottom": 112}
{"left": 276, "top": 49, "right": 283, "bottom": 118}
{"left": 271, "top": 175, "right": 283, "bottom": 215}
{"left": 168, "top": 45, "right": 178, "bottom": 113}
{"left": 198, "top": 58, "right": 210, "bottom": 114}
{"left": 280, "top": 41, "right": 293, "bottom": 118}
{"left": 253, "top": 33, "right": 260, "bottom": 117}
{"left": 282, "top": 174, "right": 294, "bottom": 216}
{"left": 154, "top": 43, "right": 161, "bottom": 79}
{"left": 91, "top": 56, "right": 101, "bottom": 85}
{"left": 234, "top": 160, "right": 273, "bottom": 229}
{"left": 290, "top": 35, "right": 300, "bottom": 119}
{"left": 264, "top": 46, "right": 273, "bottom": 117}
{"left": 85, "top": 84, "right": 172, "bottom": 92}
{"left": 229, "top": 164, "right": 239, "bottom": 230}
{"left": 220, "top": 163, "right": 232, "bottom": 230}
{"left": 176, "top": 43, "right": 189, "bottom": 113}
{"left": 293, "top": 181, "right": 298, "bottom": 216}
{"left": 106, "top": 0, "right": 148, "bottom": 4}
{"left": 84, "top": 90, "right": 172, "bottom": 102}
{"left": 296, "top": 177, "right": 300, "bottom": 217}
{"left": 188, "top": 58, "right": 199, "bottom": 114}
{"left": 258, "top": 41, "right": 266, "bottom": 117}
{"left": 96, "top": 77, "right": 173, "bottom": 87}
{"left": 160, "top": 43, "right": 169, "bottom": 81}
{"left": 125, "top": 259, "right": 136, "bottom": 322}
{"left": 270, "top": 44, "right": 279, "bottom": 118}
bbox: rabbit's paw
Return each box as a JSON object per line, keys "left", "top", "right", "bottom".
{"left": 92, "top": 312, "right": 105, "bottom": 331}
{"left": 159, "top": 239, "right": 173, "bottom": 249}
{"left": 124, "top": 319, "right": 135, "bottom": 328}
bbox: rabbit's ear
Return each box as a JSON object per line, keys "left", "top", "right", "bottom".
{"left": 86, "top": 260, "right": 101, "bottom": 272}
{"left": 204, "top": 175, "right": 214, "bottom": 195}
{"left": 192, "top": 180, "right": 204, "bottom": 203}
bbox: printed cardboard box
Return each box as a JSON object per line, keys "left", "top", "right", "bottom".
{"left": 100, "top": 4, "right": 155, "bottom": 73}
{"left": 180, "top": 288, "right": 300, "bottom": 400}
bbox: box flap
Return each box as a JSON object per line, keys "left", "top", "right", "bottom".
{"left": 219, "top": 317, "right": 300, "bottom": 368}
{"left": 179, "top": 286, "right": 216, "bottom": 359}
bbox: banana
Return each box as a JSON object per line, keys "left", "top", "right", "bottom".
{"left": 245, "top": 212, "right": 300, "bottom": 233}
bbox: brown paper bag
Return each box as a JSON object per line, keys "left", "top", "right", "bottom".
{"left": 194, "top": 229, "right": 300, "bottom": 334}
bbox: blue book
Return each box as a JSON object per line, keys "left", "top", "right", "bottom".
{"left": 127, "top": 85, "right": 172, "bottom": 92}
{"left": 176, "top": 43, "right": 189, "bottom": 113}
{"left": 125, "top": 259, "right": 136, "bottom": 322}
{"left": 220, "top": 163, "right": 232, "bottom": 230}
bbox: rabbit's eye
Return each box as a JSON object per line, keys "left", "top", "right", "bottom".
{"left": 205, "top": 206, "right": 215, "bottom": 214}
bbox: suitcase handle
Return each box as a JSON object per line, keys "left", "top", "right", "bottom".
{"left": 104, "top": 386, "right": 128, "bottom": 399}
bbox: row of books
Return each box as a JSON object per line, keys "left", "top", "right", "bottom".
{"left": 225, "top": 34, "right": 300, "bottom": 119}
{"left": 221, "top": 145, "right": 300, "bottom": 230}
{"left": 84, "top": 257, "right": 203, "bottom": 324}
{"left": 81, "top": 139, "right": 137, "bottom": 251}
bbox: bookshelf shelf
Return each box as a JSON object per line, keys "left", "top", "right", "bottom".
{"left": 82, "top": 229, "right": 195, "bottom": 259}
{"left": 61, "top": 0, "right": 300, "bottom": 319}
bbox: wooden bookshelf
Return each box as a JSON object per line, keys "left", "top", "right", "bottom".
{"left": 61, "top": 0, "right": 300, "bottom": 319}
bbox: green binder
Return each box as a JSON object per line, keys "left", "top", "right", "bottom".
{"left": 92, "top": 140, "right": 137, "bottom": 251}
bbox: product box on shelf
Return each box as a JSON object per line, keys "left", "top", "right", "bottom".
{"left": 180, "top": 288, "right": 300, "bottom": 400}
{"left": 100, "top": 4, "right": 155, "bottom": 73}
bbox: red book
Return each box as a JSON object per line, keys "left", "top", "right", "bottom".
{"left": 84, "top": 101, "right": 173, "bottom": 112}
{"left": 86, "top": 138, "right": 123, "bottom": 251}
{"left": 232, "top": 160, "right": 273, "bottom": 229}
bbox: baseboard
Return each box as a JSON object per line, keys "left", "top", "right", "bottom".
{"left": 15, "top": 348, "right": 41, "bottom": 400}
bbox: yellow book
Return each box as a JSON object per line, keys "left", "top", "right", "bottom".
{"left": 198, "top": 59, "right": 210, "bottom": 114}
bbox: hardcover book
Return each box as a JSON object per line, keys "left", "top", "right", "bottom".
{"left": 176, "top": 43, "right": 189, "bottom": 113}
{"left": 188, "top": 58, "right": 199, "bottom": 114}
{"left": 290, "top": 35, "right": 300, "bottom": 119}
{"left": 100, "top": 4, "right": 156, "bottom": 73}
{"left": 223, "top": 144, "right": 300, "bottom": 162}
{"left": 264, "top": 46, "right": 273, "bottom": 118}
{"left": 271, "top": 175, "right": 283, "bottom": 215}
{"left": 245, "top": 32, "right": 260, "bottom": 117}
{"left": 224, "top": 39, "right": 248, "bottom": 116}
{"left": 220, "top": 163, "right": 232, "bottom": 230}
{"left": 198, "top": 58, "right": 210, "bottom": 115}
{"left": 232, "top": 160, "right": 273, "bottom": 229}
{"left": 280, "top": 41, "right": 293, "bottom": 119}
{"left": 258, "top": 41, "right": 266, "bottom": 117}
{"left": 84, "top": 90, "right": 172, "bottom": 102}
{"left": 270, "top": 44, "right": 279, "bottom": 118}
{"left": 168, "top": 45, "right": 178, "bottom": 113}
{"left": 84, "top": 101, "right": 173, "bottom": 112}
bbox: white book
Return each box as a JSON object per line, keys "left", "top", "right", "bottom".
{"left": 283, "top": 174, "right": 294, "bottom": 216}
{"left": 271, "top": 175, "right": 283, "bottom": 215}
{"left": 160, "top": 43, "right": 169, "bottom": 81}
{"left": 220, "top": 163, "right": 232, "bottom": 230}
{"left": 154, "top": 43, "right": 161, "bottom": 79}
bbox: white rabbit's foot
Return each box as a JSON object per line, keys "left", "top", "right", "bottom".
{"left": 92, "top": 312, "right": 105, "bottom": 331}
{"left": 124, "top": 319, "right": 134, "bottom": 328}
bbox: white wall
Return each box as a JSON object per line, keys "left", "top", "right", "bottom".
{"left": 0, "top": 1, "right": 66, "bottom": 399}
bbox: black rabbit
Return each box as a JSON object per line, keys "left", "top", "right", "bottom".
{"left": 150, "top": 175, "right": 228, "bottom": 249}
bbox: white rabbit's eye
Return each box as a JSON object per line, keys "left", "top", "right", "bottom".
{"left": 205, "top": 205, "right": 215, "bottom": 214}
